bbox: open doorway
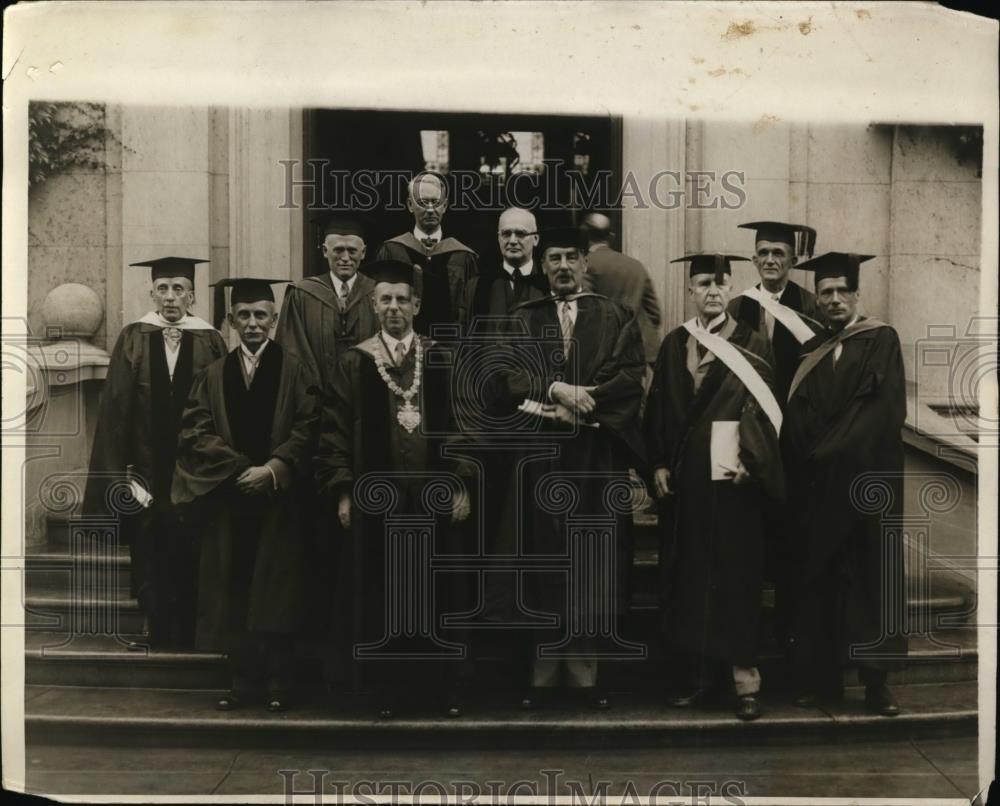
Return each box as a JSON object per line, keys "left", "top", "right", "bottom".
{"left": 301, "top": 109, "right": 622, "bottom": 275}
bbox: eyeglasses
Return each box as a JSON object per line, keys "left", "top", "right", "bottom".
{"left": 499, "top": 229, "right": 537, "bottom": 239}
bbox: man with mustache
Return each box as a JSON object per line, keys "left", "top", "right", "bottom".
{"left": 373, "top": 172, "right": 479, "bottom": 338}
{"left": 172, "top": 278, "right": 317, "bottom": 713}
{"left": 84, "top": 257, "right": 227, "bottom": 649}
{"left": 782, "top": 252, "right": 907, "bottom": 717}
{"left": 492, "top": 227, "right": 646, "bottom": 711}
{"left": 643, "top": 254, "right": 785, "bottom": 721}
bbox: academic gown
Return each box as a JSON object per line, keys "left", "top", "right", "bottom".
{"left": 643, "top": 317, "right": 785, "bottom": 667}
{"left": 469, "top": 261, "right": 550, "bottom": 328}
{"left": 275, "top": 271, "right": 378, "bottom": 388}
{"left": 491, "top": 294, "right": 646, "bottom": 641}
{"left": 374, "top": 234, "right": 479, "bottom": 337}
{"left": 728, "top": 281, "right": 818, "bottom": 403}
{"left": 171, "top": 343, "right": 317, "bottom": 650}
{"left": 782, "top": 320, "right": 907, "bottom": 683}
{"left": 83, "top": 321, "right": 228, "bottom": 639}
{"left": 462, "top": 261, "right": 551, "bottom": 582}
{"left": 274, "top": 270, "right": 377, "bottom": 664}
{"left": 313, "top": 335, "right": 474, "bottom": 692}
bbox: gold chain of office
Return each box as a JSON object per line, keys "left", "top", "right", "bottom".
{"left": 373, "top": 338, "right": 423, "bottom": 433}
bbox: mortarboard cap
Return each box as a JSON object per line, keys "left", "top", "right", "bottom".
{"left": 795, "top": 252, "right": 874, "bottom": 291}
{"left": 538, "top": 226, "right": 588, "bottom": 257}
{"left": 130, "top": 256, "right": 208, "bottom": 282}
{"left": 738, "top": 221, "right": 817, "bottom": 258}
{"left": 671, "top": 253, "right": 749, "bottom": 283}
{"left": 211, "top": 277, "right": 289, "bottom": 305}
{"left": 317, "top": 214, "right": 366, "bottom": 241}
{"left": 362, "top": 259, "right": 415, "bottom": 287}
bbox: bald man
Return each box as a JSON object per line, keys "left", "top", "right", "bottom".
{"left": 580, "top": 213, "right": 662, "bottom": 365}
{"left": 374, "top": 172, "right": 479, "bottom": 338}
{"left": 470, "top": 207, "right": 550, "bottom": 325}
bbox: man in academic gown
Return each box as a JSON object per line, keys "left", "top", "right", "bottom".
{"left": 84, "top": 257, "right": 228, "bottom": 649}
{"left": 468, "top": 207, "right": 549, "bottom": 325}
{"left": 314, "top": 259, "right": 474, "bottom": 720}
{"left": 727, "top": 221, "right": 822, "bottom": 653}
{"left": 643, "top": 254, "right": 786, "bottom": 721}
{"left": 580, "top": 212, "right": 663, "bottom": 367}
{"left": 275, "top": 216, "right": 378, "bottom": 686}
{"left": 172, "top": 278, "right": 317, "bottom": 712}
{"left": 782, "top": 252, "right": 907, "bottom": 717}
{"left": 491, "top": 227, "right": 646, "bottom": 711}
{"left": 373, "top": 172, "right": 479, "bottom": 337}
{"left": 460, "top": 208, "right": 550, "bottom": 621}
{"left": 275, "top": 216, "right": 378, "bottom": 387}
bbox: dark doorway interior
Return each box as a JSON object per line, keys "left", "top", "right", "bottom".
{"left": 302, "top": 109, "right": 622, "bottom": 276}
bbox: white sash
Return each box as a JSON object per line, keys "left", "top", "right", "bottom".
{"left": 740, "top": 285, "right": 816, "bottom": 344}
{"left": 682, "top": 319, "right": 783, "bottom": 434}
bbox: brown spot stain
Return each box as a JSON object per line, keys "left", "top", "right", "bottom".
{"left": 708, "top": 67, "right": 727, "bottom": 78}
{"left": 856, "top": 9, "right": 871, "bottom": 19}
{"left": 753, "top": 114, "right": 781, "bottom": 133}
{"left": 723, "top": 20, "right": 756, "bottom": 40}
{"left": 692, "top": 56, "right": 705, "bottom": 64}
{"left": 798, "top": 17, "right": 813, "bottom": 35}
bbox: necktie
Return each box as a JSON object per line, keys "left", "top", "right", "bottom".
{"left": 245, "top": 352, "right": 259, "bottom": 386}
{"left": 163, "top": 327, "right": 181, "bottom": 353}
{"left": 830, "top": 329, "right": 844, "bottom": 367}
{"left": 696, "top": 319, "right": 725, "bottom": 361}
{"left": 765, "top": 293, "right": 780, "bottom": 340}
{"left": 394, "top": 341, "right": 407, "bottom": 367}
{"left": 559, "top": 300, "right": 574, "bottom": 355}
{"left": 338, "top": 281, "right": 350, "bottom": 312}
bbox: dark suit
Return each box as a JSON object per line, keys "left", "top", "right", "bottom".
{"left": 469, "top": 260, "right": 550, "bottom": 326}
{"left": 583, "top": 245, "right": 663, "bottom": 364}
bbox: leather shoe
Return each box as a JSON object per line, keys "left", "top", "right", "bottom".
{"left": 793, "top": 692, "right": 817, "bottom": 708}
{"left": 587, "top": 688, "right": 611, "bottom": 710}
{"left": 734, "top": 695, "right": 762, "bottom": 721}
{"left": 377, "top": 705, "right": 394, "bottom": 720}
{"left": 216, "top": 691, "right": 242, "bottom": 711}
{"left": 443, "top": 692, "right": 464, "bottom": 718}
{"left": 519, "top": 687, "right": 547, "bottom": 710}
{"left": 266, "top": 695, "right": 288, "bottom": 713}
{"left": 668, "top": 688, "right": 709, "bottom": 708}
{"left": 865, "top": 684, "right": 900, "bottom": 717}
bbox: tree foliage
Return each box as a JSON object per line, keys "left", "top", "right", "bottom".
{"left": 29, "top": 102, "right": 110, "bottom": 186}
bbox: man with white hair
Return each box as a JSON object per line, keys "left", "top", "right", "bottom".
{"left": 373, "top": 172, "right": 479, "bottom": 337}
{"left": 84, "top": 257, "right": 227, "bottom": 649}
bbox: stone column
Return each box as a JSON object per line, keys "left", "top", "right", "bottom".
{"left": 621, "top": 117, "right": 687, "bottom": 337}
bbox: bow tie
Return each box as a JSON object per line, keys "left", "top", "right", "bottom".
{"left": 421, "top": 236, "right": 438, "bottom": 249}
{"left": 162, "top": 327, "right": 182, "bottom": 351}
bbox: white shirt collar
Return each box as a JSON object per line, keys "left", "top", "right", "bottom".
{"left": 696, "top": 311, "right": 728, "bottom": 332}
{"left": 380, "top": 329, "right": 415, "bottom": 361}
{"left": 759, "top": 282, "right": 788, "bottom": 301}
{"left": 240, "top": 338, "right": 269, "bottom": 361}
{"left": 503, "top": 261, "right": 534, "bottom": 278}
{"left": 330, "top": 272, "right": 357, "bottom": 296}
{"left": 414, "top": 226, "right": 443, "bottom": 243}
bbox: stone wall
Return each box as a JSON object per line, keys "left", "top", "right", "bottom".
{"left": 660, "top": 119, "right": 982, "bottom": 395}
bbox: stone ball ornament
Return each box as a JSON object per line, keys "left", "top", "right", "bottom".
{"left": 40, "top": 282, "right": 104, "bottom": 340}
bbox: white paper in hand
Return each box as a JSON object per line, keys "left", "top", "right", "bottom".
{"left": 129, "top": 480, "right": 154, "bottom": 509}
{"left": 710, "top": 420, "right": 743, "bottom": 481}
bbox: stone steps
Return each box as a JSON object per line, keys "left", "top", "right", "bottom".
{"left": 23, "top": 625, "right": 977, "bottom": 690}
{"left": 24, "top": 680, "right": 977, "bottom": 749}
